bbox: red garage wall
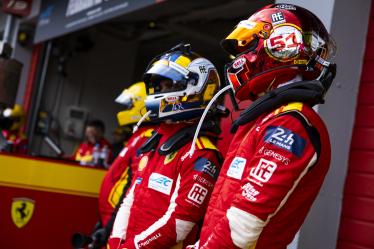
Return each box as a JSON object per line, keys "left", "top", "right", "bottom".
{"left": 337, "top": 5, "right": 374, "bottom": 249}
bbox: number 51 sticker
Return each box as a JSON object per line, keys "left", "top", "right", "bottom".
{"left": 265, "top": 24, "right": 303, "bottom": 62}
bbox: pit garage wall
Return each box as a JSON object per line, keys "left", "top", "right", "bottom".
{"left": 276, "top": 0, "right": 371, "bottom": 249}
{"left": 35, "top": 33, "right": 139, "bottom": 156}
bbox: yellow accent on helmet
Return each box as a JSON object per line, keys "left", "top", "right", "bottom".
{"left": 3, "top": 104, "right": 26, "bottom": 131}
{"left": 223, "top": 20, "right": 272, "bottom": 56}
{"left": 116, "top": 82, "right": 149, "bottom": 126}
{"left": 174, "top": 55, "right": 191, "bottom": 68}
{"left": 203, "top": 83, "right": 217, "bottom": 101}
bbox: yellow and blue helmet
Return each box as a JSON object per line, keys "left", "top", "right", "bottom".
{"left": 143, "top": 43, "right": 220, "bottom": 122}
{"left": 115, "top": 82, "right": 148, "bottom": 126}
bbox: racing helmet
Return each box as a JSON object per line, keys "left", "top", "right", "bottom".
{"left": 222, "top": 3, "right": 336, "bottom": 101}
{"left": 115, "top": 82, "right": 148, "bottom": 126}
{"left": 143, "top": 43, "right": 220, "bottom": 122}
{"left": 2, "top": 104, "right": 25, "bottom": 131}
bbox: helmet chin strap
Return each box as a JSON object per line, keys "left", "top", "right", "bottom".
{"left": 187, "top": 85, "right": 232, "bottom": 158}
{"left": 133, "top": 110, "right": 152, "bottom": 133}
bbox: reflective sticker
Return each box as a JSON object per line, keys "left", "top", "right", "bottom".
{"left": 237, "top": 20, "right": 257, "bottom": 30}
{"left": 187, "top": 183, "right": 208, "bottom": 205}
{"left": 264, "top": 126, "right": 306, "bottom": 157}
{"left": 227, "top": 157, "right": 247, "bottom": 180}
{"left": 148, "top": 173, "right": 173, "bottom": 195}
{"left": 250, "top": 158, "right": 277, "bottom": 183}
{"left": 194, "top": 157, "right": 219, "bottom": 179}
{"left": 265, "top": 24, "right": 303, "bottom": 62}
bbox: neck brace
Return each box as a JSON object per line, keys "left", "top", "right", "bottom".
{"left": 231, "top": 80, "right": 325, "bottom": 133}
{"left": 138, "top": 120, "right": 221, "bottom": 155}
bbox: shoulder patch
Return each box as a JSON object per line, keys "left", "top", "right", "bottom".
{"left": 264, "top": 126, "right": 306, "bottom": 157}
{"left": 195, "top": 136, "right": 219, "bottom": 151}
{"left": 194, "top": 157, "right": 219, "bottom": 179}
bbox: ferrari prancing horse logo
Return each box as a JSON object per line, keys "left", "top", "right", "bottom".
{"left": 11, "top": 198, "right": 35, "bottom": 228}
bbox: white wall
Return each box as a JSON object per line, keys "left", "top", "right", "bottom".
{"left": 276, "top": 0, "right": 371, "bottom": 248}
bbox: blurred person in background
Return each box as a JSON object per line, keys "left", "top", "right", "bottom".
{"left": 72, "top": 82, "right": 158, "bottom": 249}
{"left": 73, "top": 119, "right": 113, "bottom": 168}
{"left": 111, "top": 126, "right": 132, "bottom": 159}
{"left": 0, "top": 104, "right": 28, "bottom": 154}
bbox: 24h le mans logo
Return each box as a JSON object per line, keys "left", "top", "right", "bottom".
{"left": 11, "top": 198, "right": 35, "bottom": 228}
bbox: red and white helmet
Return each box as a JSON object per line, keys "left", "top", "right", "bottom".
{"left": 222, "top": 3, "right": 336, "bottom": 101}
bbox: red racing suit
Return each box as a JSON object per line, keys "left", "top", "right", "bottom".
{"left": 99, "top": 126, "right": 155, "bottom": 227}
{"left": 73, "top": 138, "right": 113, "bottom": 166}
{"left": 108, "top": 122, "right": 222, "bottom": 249}
{"left": 1, "top": 130, "right": 28, "bottom": 154}
{"left": 198, "top": 102, "right": 331, "bottom": 249}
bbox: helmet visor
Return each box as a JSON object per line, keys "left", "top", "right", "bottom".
{"left": 115, "top": 90, "right": 133, "bottom": 110}
{"left": 222, "top": 20, "right": 272, "bottom": 56}
{"left": 144, "top": 60, "right": 189, "bottom": 94}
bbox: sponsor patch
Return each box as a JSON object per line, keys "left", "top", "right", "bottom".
{"left": 242, "top": 183, "right": 260, "bottom": 202}
{"left": 148, "top": 173, "right": 173, "bottom": 195}
{"left": 258, "top": 146, "right": 291, "bottom": 165}
{"left": 227, "top": 157, "right": 246, "bottom": 180}
{"left": 138, "top": 233, "right": 161, "bottom": 247}
{"left": 193, "top": 174, "right": 214, "bottom": 188}
{"left": 165, "top": 96, "right": 179, "bottom": 103}
{"left": 271, "top": 12, "right": 285, "bottom": 25}
{"left": 194, "top": 157, "right": 219, "bottom": 179}
{"left": 232, "top": 57, "right": 246, "bottom": 69}
{"left": 187, "top": 183, "right": 208, "bottom": 205}
{"left": 265, "top": 25, "right": 303, "bottom": 62}
{"left": 275, "top": 4, "right": 297, "bottom": 10}
{"left": 264, "top": 126, "right": 306, "bottom": 157}
{"left": 250, "top": 158, "right": 277, "bottom": 183}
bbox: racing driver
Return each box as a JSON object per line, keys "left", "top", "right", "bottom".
{"left": 191, "top": 4, "right": 337, "bottom": 249}
{"left": 107, "top": 43, "right": 225, "bottom": 249}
